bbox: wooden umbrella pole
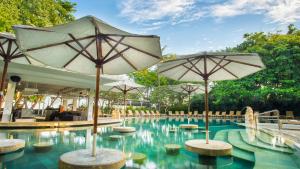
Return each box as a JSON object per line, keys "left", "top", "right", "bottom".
{"left": 204, "top": 78, "right": 209, "bottom": 144}
{"left": 92, "top": 66, "right": 100, "bottom": 156}
{"left": 0, "top": 60, "right": 9, "bottom": 108}
{"left": 123, "top": 90, "right": 127, "bottom": 127}
{"left": 188, "top": 92, "right": 191, "bottom": 113}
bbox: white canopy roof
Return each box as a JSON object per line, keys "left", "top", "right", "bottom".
{"left": 103, "top": 80, "right": 144, "bottom": 94}
{"left": 14, "top": 15, "right": 162, "bottom": 75}
{"left": 0, "top": 62, "right": 115, "bottom": 89}
{"left": 169, "top": 83, "right": 208, "bottom": 95}
{"left": 0, "top": 32, "right": 42, "bottom": 65}
{"left": 158, "top": 52, "right": 265, "bottom": 82}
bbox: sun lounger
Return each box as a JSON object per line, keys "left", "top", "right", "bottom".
{"left": 200, "top": 111, "right": 205, "bottom": 117}
{"left": 208, "top": 111, "right": 213, "bottom": 117}
{"left": 127, "top": 110, "right": 133, "bottom": 117}
{"left": 145, "top": 110, "right": 151, "bottom": 116}
{"left": 193, "top": 111, "right": 198, "bottom": 117}
{"left": 140, "top": 110, "right": 146, "bottom": 117}
{"left": 278, "top": 119, "right": 300, "bottom": 129}
{"left": 188, "top": 112, "right": 192, "bottom": 117}
{"left": 180, "top": 111, "right": 185, "bottom": 116}
{"left": 175, "top": 111, "right": 179, "bottom": 116}
{"left": 236, "top": 111, "right": 242, "bottom": 118}
{"left": 286, "top": 111, "right": 294, "bottom": 119}
{"left": 226, "top": 111, "right": 234, "bottom": 118}
{"left": 168, "top": 111, "right": 173, "bottom": 116}
{"left": 215, "top": 111, "right": 221, "bottom": 118}
{"left": 221, "top": 111, "right": 226, "bottom": 118}
{"left": 151, "top": 111, "right": 156, "bottom": 116}
{"left": 121, "top": 110, "right": 126, "bottom": 117}
{"left": 156, "top": 111, "right": 160, "bottom": 116}
{"left": 134, "top": 110, "right": 140, "bottom": 117}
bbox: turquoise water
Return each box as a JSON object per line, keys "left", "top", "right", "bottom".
{"left": 0, "top": 118, "right": 298, "bottom": 169}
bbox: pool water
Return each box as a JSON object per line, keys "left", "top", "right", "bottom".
{"left": 0, "top": 118, "right": 298, "bottom": 169}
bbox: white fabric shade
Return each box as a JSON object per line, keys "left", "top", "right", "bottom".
{"left": 0, "top": 32, "right": 42, "bottom": 65}
{"left": 158, "top": 52, "right": 265, "bottom": 82}
{"left": 169, "top": 83, "right": 207, "bottom": 95}
{"left": 14, "top": 16, "right": 162, "bottom": 75}
{"left": 103, "top": 80, "right": 144, "bottom": 94}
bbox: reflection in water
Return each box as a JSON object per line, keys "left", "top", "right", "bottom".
{"left": 0, "top": 118, "right": 255, "bottom": 169}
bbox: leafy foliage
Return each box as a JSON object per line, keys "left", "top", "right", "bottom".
{"left": 0, "top": 0, "right": 76, "bottom": 32}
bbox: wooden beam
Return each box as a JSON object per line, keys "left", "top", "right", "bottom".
{"left": 68, "top": 33, "right": 95, "bottom": 59}
{"left": 211, "top": 56, "right": 263, "bottom": 68}
{"left": 208, "top": 57, "right": 239, "bottom": 78}
{"left": 106, "top": 36, "right": 161, "bottom": 59}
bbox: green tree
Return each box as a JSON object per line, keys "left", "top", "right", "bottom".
{"left": 0, "top": 0, "right": 76, "bottom": 32}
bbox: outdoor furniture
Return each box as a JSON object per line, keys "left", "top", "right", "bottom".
{"left": 168, "top": 111, "right": 173, "bottom": 116}
{"left": 175, "top": 111, "right": 179, "bottom": 116}
{"left": 156, "top": 111, "right": 160, "bottom": 116}
{"left": 221, "top": 112, "right": 227, "bottom": 118}
{"left": 180, "top": 111, "right": 185, "bottom": 117}
{"left": 215, "top": 111, "right": 221, "bottom": 118}
{"left": 145, "top": 110, "right": 151, "bottom": 116}
{"left": 134, "top": 110, "right": 140, "bottom": 117}
{"left": 188, "top": 112, "right": 193, "bottom": 117}
{"left": 226, "top": 111, "right": 235, "bottom": 118}
{"left": 140, "top": 110, "right": 146, "bottom": 117}
{"left": 151, "top": 111, "right": 156, "bottom": 116}
{"left": 286, "top": 111, "right": 294, "bottom": 119}
{"left": 121, "top": 110, "right": 126, "bottom": 117}
{"left": 193, "top": 111, "right": 198, "bottom": 117}
{"left": 127, "top": 110, "right": 134, "bottom": 117}
{"left": 15, "top": 118, "right": 36, "bottom": 122}
{"left": 208, "top": 111, "right": 213, "bottom": 117}
{"left": 278, "top": 119, "right": 300, "bottom": 129}
{"left": 236, "top": 111, "right": 242, "bottom": 118}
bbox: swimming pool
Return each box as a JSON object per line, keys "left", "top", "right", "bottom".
{"left": 0, "top": 118, "right": 299, "bottom": 169}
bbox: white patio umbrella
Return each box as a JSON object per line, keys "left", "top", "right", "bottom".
{"left": 14, "top": 15, "right": 162, "bottom": 156}
{"left": 169, "top": 83, "right": 207, "bottom": 113}
{"left": 104, "top": 80, "right": 144, "bottom": 125}
{"left": 158, "top": 52, "right": 265, "bottom": 144}
{"left": 0, "top": 32, "right": 43, "bottom": 105}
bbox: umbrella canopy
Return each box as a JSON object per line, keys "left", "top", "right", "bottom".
{"left": 158, "top": 52, "right": 265, "bottom": 144}
{"left": 104, "top": 80, "right": 144, "bottom": 94}
{"left": 14, "top": 15, "right": 162, "bottom": 156}
{"left": 0, "top": 32, "right": 43, "bottom": 104}
{"left": 169, "top": 83, "right": 207, "bottom": 112}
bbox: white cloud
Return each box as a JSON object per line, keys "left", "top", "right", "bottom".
{"left": 210, "top": 0, "right": 300, "bottom": 24}
{"left": 120, "top": 0, "right": 197, "bottom": 22}
{"left": 120, "top": 0, "right": 300, "bottom": 27}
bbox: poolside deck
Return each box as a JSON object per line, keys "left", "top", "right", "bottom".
{"left": 0, "top": 118, "right": 122, "bottom": 129}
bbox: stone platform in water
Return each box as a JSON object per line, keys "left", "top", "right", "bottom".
{"left": 179, "top": 124, "right": 198, "bottom": 130}
{"left": 185, "top": 140, "right": 232, "bottom": 156}
{"left": 113, "top": 126, "right": 136, "bottom": 133}
{"left": 0, "top": 139, "right": 25, "bottom": 154}
{"left": 33, "top": 142, "right": 53, "bottom": 152}
{"left": 165, "top": 144, "right": 181, "bottom": 155}
{"left": 131, "top": 153, "right": 147, "bottom": 164}
{"left": 109, "top": 135, "right": 124, "bottom": 141}
{"left": 59, "top": 148, "right": 126, "bottom": 169}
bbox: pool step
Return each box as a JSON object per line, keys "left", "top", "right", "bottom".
{"left": 228, "top": 130, "right": 299, "bottom": 169}
{"left": 214, "top": 130, "right": 255, "bottom": 163}
{"left": 255, "top": 131, "right": 288, "bottom": 148}
{"left": 239, "top": 131, "right": 294, "bottom": 154}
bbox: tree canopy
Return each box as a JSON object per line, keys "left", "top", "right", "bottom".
{"left": 0, "top": 0, "right": 76, "bottom": 32}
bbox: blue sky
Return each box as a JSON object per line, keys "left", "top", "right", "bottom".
{"left": 72, "top": 0, "right": 300, "bottom": 55}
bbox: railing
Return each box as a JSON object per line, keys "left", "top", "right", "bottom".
{"left": 254, "top": 109, "right": 280, "bottom": 129}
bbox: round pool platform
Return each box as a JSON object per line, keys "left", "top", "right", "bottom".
{"left": 185, "top": 140, "right": 232, "bottom": 156}
{"left": 33, "top": 142, "right": 53, "bottom": 152}
{"left": 179, "top": 124, "right": 198, "bottom": 130}
{"left": 113, "top": 126, "right": 136, "bottom": 133}
{"left": 0, "top": 139, "right": 25, "bottom": 154}
{"left": 59, "top": 148, "right": 126, "bottom": 169}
